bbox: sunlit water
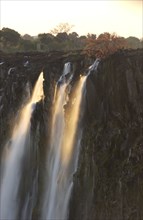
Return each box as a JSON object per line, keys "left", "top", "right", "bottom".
{"left": 42, "top": 62, "right": 87, "bottom": 219}
{"left": 0, "top": 59, "right": 100, "bottom": 220}
{"left": 0, "top": 73, "right": 44, "bottom": 220}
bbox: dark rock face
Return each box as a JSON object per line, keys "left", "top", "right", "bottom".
{"left": 69, "top": 49, "right": 143, "bottom": 220}
{"left": 0, "top": 50, "right": 90, "bottom": 219}
{"left": 0, "top": 54, "right": 42, "bottom": 156}
{"left": 0, "top": 49, "right": 143, "bottom": 220}
{"left": 0, "top": 51, "right": 88, "bottom": 155}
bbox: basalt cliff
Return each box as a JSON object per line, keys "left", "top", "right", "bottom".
{"left": 0, "top": 49, "right": 143, "bottom": 220}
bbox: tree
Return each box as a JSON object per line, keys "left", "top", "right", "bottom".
{"left": 68, "top": 32, "right": 79, "bottom": 49}
{"left": 0, "top": 27, "right": 21, "bottom": 47}
{"left": 126, "top": 36, "right": 141, "bottom": 49}
{"left": 69, "top": 32, "right": 79, "bottom": 40}
{"left": 22, "top": 34, "right": 33, "bottom": 41}
{"left": 85, "top": 32, "right": 127, "bottom": 57}
{"left": 56, "top": 32, "right": 69, "bottom": 42}
{"left": 87, "top": 33, "right": 96, "bottom": 40}
{"left": 19, "top": 39, "right": 36, "bottom": 51}
{"left": 38, "top": 33, "right": 54, "bottom": 45}
{"left": 140, "top": 38, "right": 143, "bottom": 48}
{"left": 50, "top": 23, "right": 74, "bottom": 35}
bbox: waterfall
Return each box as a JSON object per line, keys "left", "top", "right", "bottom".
{"left": 0, "top": 59, "right": 100, "bottom": 220}
{"left": 42, "top": 63, "right": 87, "bottom": 220}
{"left": 0, "top": 72, "right": 44, "bottom": 220}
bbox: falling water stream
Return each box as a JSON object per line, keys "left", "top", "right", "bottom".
{"left": 0, "top": 72, "right": 44, "bottom": 220}
{"left": 42, "top": 63, "right": 87, "bottom": 220}
{"left": 42, "top": 60, "right": 100, "bottom": 219}
{"left": 0, "top": 59, "right": 99, "bottom": 220}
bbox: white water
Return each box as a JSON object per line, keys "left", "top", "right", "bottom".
{"left": 42, "top": 63, "right": 87, "bottom": 220}
{"left": 0, "top": 73, "right": 44, "bottom": 220}
{"left": 89, "top": 58, "right": 100, "bottom": 71}
{"left": 0, "top": 59, "right": 100, "bottom": 220}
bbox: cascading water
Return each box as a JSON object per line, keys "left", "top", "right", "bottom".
{"left": 42, "top": 63, "right": 87, "bottom": 220}
{"left": 0, "top": 58, "right": 100, "bottom": 220}
{"left": 0, "top": 72, "right": 44, "bottom": 220}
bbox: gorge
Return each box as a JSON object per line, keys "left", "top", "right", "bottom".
{"left": 0, "top": 49, "right": 143, "bottom": 220}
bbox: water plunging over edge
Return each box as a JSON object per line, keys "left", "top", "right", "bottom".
{"left": 42, "top": 59, "right": 100, "bottom": 219}
{"left": 0, "top": 72, "right": 44, "bottom": 220}
{"left": 42, "top": 62, "right": 87, "bottom": 219}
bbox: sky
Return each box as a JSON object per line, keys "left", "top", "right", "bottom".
{"left": 0, "top": 0, "right": 143, "bottom": 39}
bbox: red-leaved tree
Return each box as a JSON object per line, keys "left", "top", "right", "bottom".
{"left": 85, "top": 32, "right": 127, "bottom": 58}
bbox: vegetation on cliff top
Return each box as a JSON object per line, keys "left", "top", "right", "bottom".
{"left": 0, "top": 23, "right": 142, "bottom": 57}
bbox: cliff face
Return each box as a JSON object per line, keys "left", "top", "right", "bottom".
{"left": 0, "top": 53, "right": 44, "bottom": 156}
{"left": 0, "top": 51, "right": 88, "bottom": 156}
{"left": 0, "top": 49, "right": 143, "bottom": 220}
{"left": 69, "top": 49, "right": 143, "bottom": 220}
{"left": 0, "top": 51, "right": 90, "bottom": 219}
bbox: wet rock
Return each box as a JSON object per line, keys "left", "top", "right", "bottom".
{"left": 69, "top": 49, "right": 143, "bottom": 220}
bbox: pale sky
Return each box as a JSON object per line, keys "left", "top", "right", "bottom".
{"left": 0, "top": 0, "right": 143, "bottom": 39}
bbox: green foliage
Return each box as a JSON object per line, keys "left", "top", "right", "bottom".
{"left": 126, "top": 36, "right": 141, "bottom": 49}
{"left": 19, "top": 39, "right": 36, "bottom": 51}
{"left": 22, "top": 34, "right": 34, "bottom": 41}
{"left": 0, "top": 25, "right": 142, "bottom": 53}
{"left": 0, "top": 27, "right": 21, "bottom": 47}
{"left": 56, "top": 32, "right": 69, "bottom": 42}
{"left": 38, "top": 33, "right": 54, "bottom": 45}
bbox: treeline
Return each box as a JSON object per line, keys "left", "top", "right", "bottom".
{"left": 0, "top": 24, "right": 142, "bottom": 57}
